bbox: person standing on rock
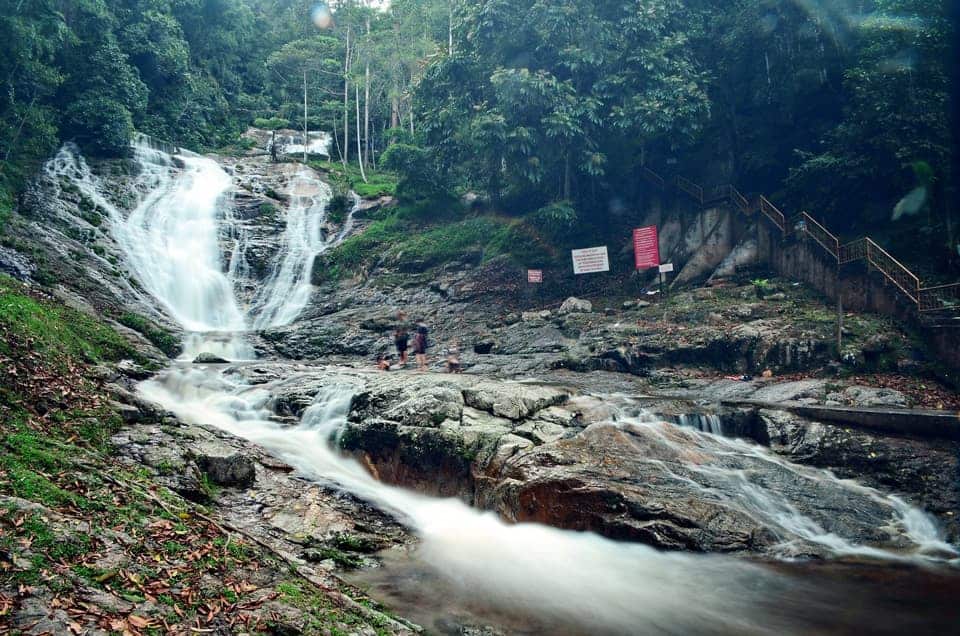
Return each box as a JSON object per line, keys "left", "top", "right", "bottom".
{"left": 413, "top": 323, "right": 429, "bottom": 371}
{"left": 394, "top": 311, "right": 410, "bottom": 366}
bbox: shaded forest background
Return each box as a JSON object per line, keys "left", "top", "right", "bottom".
{"left": 1, "top": 0, "right": 957, "bottom": 278}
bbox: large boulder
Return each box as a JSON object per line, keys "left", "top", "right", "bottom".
{"left": 196, "top": 454, "right": 256, "bottom": 488}
{"left": 560, "top": 297, "right": 592, "bottom": 313}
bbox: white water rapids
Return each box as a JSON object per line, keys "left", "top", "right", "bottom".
{"left": 48, "top": 140, "right": 959, "bottom": 633}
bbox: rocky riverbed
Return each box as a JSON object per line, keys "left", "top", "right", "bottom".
{"left": 4, "top": 134, "right": 960, "bottom": 635}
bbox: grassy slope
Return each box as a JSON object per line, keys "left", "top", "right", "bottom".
{"left": 0, "top": 275, "right": 399, "bottom": 634}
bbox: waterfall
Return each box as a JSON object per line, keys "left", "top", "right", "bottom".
{"left": 251, "top": 167, "right": 354, "bottom": 329}
{"left": 677, "top": 413, "right": 724, "bottom": 435}
{"left": 45, "top": 139, "right": 958, "bottom": 633}
{"left": 46, "top": 138, "right": 358, "bottom": 356}
{"left": 136, "top": 375, "right": 781, "bottom": 634}
{"left": 118, "top": 140, "right": 247, "bottom": 336}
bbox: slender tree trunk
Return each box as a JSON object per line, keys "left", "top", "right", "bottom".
{"left": 332, "top": 115, "right": 344, "bottom": 163}
{"left": 448, "top": 0, "right": 454, "bottom": 55}
{"left": 303, "top": 70, "right": 308, "bottom": 164}
{"left": 364, "top": 17, "right": 371, "bottom": 170}
{"left": 563, "top": 153, "right": 571, "bottom": 200}
{"left": 356, "top": 84, "right": 367, "bottom": 183}
{"left": 343, "top": 26, "right": 351, "bottom": 167}
{"left": 409, "top": 104, "right": 414, "bottom": 136}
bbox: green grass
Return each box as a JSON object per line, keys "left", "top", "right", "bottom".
{"left": 0, "top": 274, "right": 140, "bottom": 365}
{"left": 315, "top": 210, "right": 556, "bottom": 282}
{"left": 309, "top": 160, "right": 398, "bottom": 198}
{"left": 117, "top": 311, "right": 181, "bottom": 358}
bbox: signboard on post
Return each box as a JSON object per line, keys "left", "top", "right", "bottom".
{"left": 633, "top": 226, "right": 660, "bottom": 270}
{"left": 571, "top": 246, "right": 610, "bottom": 275}
{"left": 658, "top": 263, "right": 674, "bottom": 274}
{"left": 527, "top": 269, "right": 543, "bottom": 283}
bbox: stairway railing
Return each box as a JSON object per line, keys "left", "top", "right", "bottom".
{"left": 794, "top": 211, "right": 839, "bottom": 261}
{"left": 639, "top": 164, "right": 958, "bottom": 322}
{"left": 757, "top": 195, "right": 786, "bottom": 232}
{"left": 919, "top": 283, "right": 960, "bottom": 314}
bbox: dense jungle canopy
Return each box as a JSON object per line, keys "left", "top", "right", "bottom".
{"left": 1, "top": 0, "right": 957, "bottom": 274}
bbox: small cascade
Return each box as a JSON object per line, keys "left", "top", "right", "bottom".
{"left": 676, "top": 413, "right": 724, "bottom": 435}
{"left": 269, "top": 131, "right": 331, "bottom": 159}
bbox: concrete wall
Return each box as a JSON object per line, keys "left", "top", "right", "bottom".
{"left": 756, "top": 221, "right": 960, "bottom": 373}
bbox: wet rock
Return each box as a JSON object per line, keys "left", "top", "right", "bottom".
{"left": 116, "top": 358, "right": 153, "bottom": 380}
{"left": 473, "top": 337, "right": 496, "bottom": 355}
{"left": 0, "top": 245, "right": 35, "bottom": 281}
{"left": 111, "top": 400, "right": 144, "bottom": 424}
{"left": 521, "top": 310, "right": 553, "bottom": 322}
{"left": 759, "top": 409, "right": 960, "bottom": 540}
{"left": 193, "top": 352, "right": 230, "bottom": 364}
{"left": 196, "top": 453, "right": 256, "bottom": 488}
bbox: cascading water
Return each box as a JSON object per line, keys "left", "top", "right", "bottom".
{"left": 252, "top": 168, "right": 357, "bottom": 329}
{"left": 139, "top": 371, "right": 958, "bottom": 634}
{"left": 118, "top": 141, "right": 247, "bottom": 336}
{"left": 49, "top": 139, "right": 959, "bottom": 633}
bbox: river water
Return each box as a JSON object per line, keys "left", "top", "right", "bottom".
{"left": 48, "top": 141, "right": 960, "bottom": 634}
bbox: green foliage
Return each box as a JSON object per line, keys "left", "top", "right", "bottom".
{"left": 63, "top": 93, "right": 137, "bottom": 157}
{"left": 416, "top": 0, "right": 709, "bottom": 212}
{"left": 0, "top": 275, "right": 138, "bottom": 366}
{"left": 0, "top": 183, "right": 12, "bottom": 233}
{"left": 253, "top": 117, "right": 291, "bottom": 130}
{"left": 529, "top": 201, "right": 578, "bottom": 243}
{"left": 311, "top": 160, "right": 398, "bottom": 199}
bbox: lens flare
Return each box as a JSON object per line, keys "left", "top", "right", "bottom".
{"left": 311, "top": 4, "right": 332, "bottom": 29}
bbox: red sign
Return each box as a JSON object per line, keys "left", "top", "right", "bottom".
{"left": 633, "top": 226, "right": 660, "bottom": 270}
{"left": 527, "top": 269, "right": 543, "bottom": 283}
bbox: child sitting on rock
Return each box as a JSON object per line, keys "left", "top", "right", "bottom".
{"left": 445, "top": 341, "right": 462, "bottom": 374}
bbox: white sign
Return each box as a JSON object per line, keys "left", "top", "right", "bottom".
{"left": 571, "top": 246, "right": 610, "bottom": 275}
{"left": 658, "top": 263, "right": 674, "bottom": 273}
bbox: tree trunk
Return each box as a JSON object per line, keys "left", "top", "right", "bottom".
{"left": 563, "top": 153, "right": 571, "bottom": 200}
{"left": 448, "top": 0, "right": 454, "bottom": 55}
{"left": 356, "top": 84, "right": 368, "bottom": 183}
{"left": 364, "top": 17, "right": 371, "bottom": 170}
{"left": 343, "top": 26, "right": 351, "bottom": 166}
{"left": 332, "top": 115, "right": 344, "bottom": 163}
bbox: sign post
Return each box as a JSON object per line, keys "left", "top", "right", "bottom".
{"left": 633, "top": 226, "right": 660, "bottom": 271}
{"left": 527, "top": 269, "right": 543, "bottom": 284}
{"left": 571, "top": 246, "right": 610, "bottom": 275}
{"left": 658, "top": 262, "right": 674, "bottom": 299}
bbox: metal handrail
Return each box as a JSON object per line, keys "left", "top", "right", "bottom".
{"left": 849, "top": 238, "right": 920, "bottom": 304}
{"left": 919, "top": 283, "right": 960, "bottom": 313}
{"left": 674, "top": 175, "right": 703, "bottom": 204}
{"left": 729, "top": 186, "right": 751, "bottom": 214}
{"left": 796, "top": 211, "right": 839, "bottom": 260}
{"left": 641, "top": 167, "right": 665, "bottom": 189}
{"left": 642, "top": 163, "right": 956, "bottom": 319}
{"left": 757, "top": 195, "right": 786, "bottom": 232}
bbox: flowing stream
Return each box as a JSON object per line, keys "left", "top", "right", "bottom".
{"left": 50, "top": 141, "right": 960, "bottom": 634}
